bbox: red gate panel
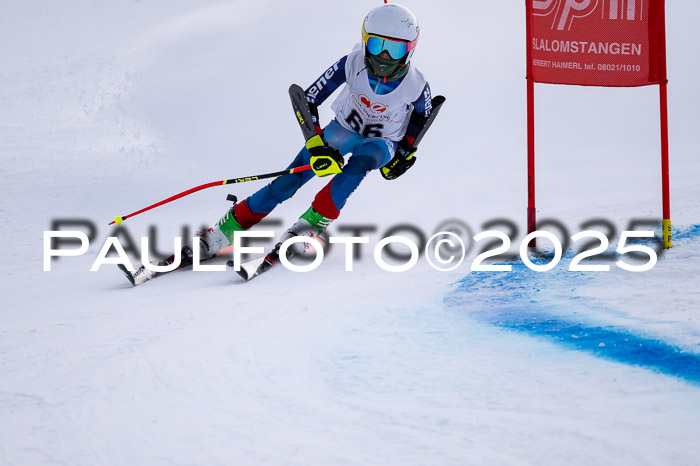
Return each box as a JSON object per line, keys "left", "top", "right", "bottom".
{"left": 527, "top": 0, "right": 667, "bottom": 86}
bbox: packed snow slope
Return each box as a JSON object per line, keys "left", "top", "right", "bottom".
{"left": 1, "top": 1, "right": 699, "bottom": 465}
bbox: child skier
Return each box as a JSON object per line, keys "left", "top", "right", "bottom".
{"left": 198, "top": 3, "right": 434, "bottom": 257}
{"left": 121, "top": 3, "right": 437, "bottom": 285}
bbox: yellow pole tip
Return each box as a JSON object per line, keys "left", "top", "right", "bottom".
{"left": 114, "top": 216, "right": 123, "bottom": 225}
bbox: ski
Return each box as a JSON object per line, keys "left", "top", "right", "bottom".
{"left": 228, "top": 242, "right": 289, "bottom": 282}
{"left": 118, "top": 246, "right": 219, "bottom": 286}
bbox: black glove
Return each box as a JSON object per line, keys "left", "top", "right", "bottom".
{"left": 306, "top": 135, "right": 344, "bottom": 177}
{"left": 381, "top": 138, "right": 416, "bottom": 180}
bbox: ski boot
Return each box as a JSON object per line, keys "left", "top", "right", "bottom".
{"left": 196, "top": 205, "right": 245, "bottom": 259}
{"left": 278, "top": 206, "right": 332, "bottom": 256}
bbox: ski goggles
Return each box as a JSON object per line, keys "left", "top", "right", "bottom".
{"left": 362, "top": 33, "right": 418, "bottom": 60}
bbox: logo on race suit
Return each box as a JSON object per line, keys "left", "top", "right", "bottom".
{"left": 533, "top": 0, "right": 642, "bottom": 31}
{"left": 358, "top": 94, "right": 388, "bottom": 114}
{"left": 307, "top": 58, "right": 342, "bottom": 100}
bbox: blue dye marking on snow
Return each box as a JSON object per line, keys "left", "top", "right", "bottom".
{"left": 447, "top": 226, "right": 700, "bottom": 385}
{"left": 479, "top": 308, "right": 700, "bottom": 384}
{"left": 675, "top": 224, "right": 700, "bottom": 241}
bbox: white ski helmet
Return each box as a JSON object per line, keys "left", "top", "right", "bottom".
{"left": 362, "top": 3, "right": 420, "bottom": 64}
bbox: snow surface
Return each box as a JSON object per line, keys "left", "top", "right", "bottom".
{"left": 1, "top": 1, "right": 699, "bottom": 465}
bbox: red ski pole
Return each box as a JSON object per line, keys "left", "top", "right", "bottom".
{"left": 108, "top": 164, "right": 313, "bottom": 225}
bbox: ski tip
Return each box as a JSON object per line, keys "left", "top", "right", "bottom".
{"left": 226, "top": 261, "right": 253, "bottom": 282}
{"left": 236, "top": 269, "right": 250, "bottom": 282}
{"left": 227, "top": 260, "right": 251, "bottom": 282}
{"left": 117, "top": 263, "right": 136, "bottom": 287}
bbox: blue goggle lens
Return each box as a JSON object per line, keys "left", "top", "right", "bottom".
{"left": 366, "top": 36, "right": 408, "bottom": 60}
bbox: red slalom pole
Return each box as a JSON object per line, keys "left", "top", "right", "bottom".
{"left": 527, "top": 77, "right": 536, "bottom": 248}
{"left": 660, "top": 82, "right": 671, "bottom": 248}
{"left": 525, "top": 0, "right": 536, "bottom": 248}
{"left": 109, "top": 164, "right": 313, "bottom": 225}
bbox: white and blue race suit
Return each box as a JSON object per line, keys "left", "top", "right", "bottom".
{"left": 234, "top": 43, "right": 433, "bottom": 227}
